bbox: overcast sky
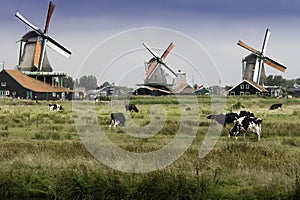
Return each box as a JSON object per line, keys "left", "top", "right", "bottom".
{"left": 1, "top": 0, "right": 300, "bottom": 87}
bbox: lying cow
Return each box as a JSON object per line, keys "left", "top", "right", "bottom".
{"left": 270, "top": 103, "right": 282, "bottom": 110}
{"left": 229, "top": 116, "right": 262, "bottom": 141}
{"left": 110, "top": 112, "right": 126, "bottom": 128}
{"left": 125, "top": 104, "right": 139, "bottom": 112}
{"left": 49, "top": 103, "right": 63, "bottom": 111}
{"left": 207, "top": 110, "right": 254, "bottom": 127}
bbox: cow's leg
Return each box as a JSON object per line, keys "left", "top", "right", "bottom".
{"left": 235, "top": 125, "right": 240, "bottom": 140}
{"left": 257, "top": 124, "right": 261, "bottom": 141}
{"left": 109, "top": 119, "right": 114, "bottom": 129}
{"left": 253, "top": 124, "right": 261, "bottom": 141}
{"left": 114, "top": 120, "right": 120, "bottom": 127}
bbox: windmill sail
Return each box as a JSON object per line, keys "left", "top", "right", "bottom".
{"left": 33, "top": 39, "right": 41, "bottom": 68}
{"left": 237, "top": 40, "right": 260, "bottom": 56}
{"left": 161, "top": 42, "right": 174, "bottom": 59}
{"left": 265, "top": 57, "right": 287, "bottom": 72}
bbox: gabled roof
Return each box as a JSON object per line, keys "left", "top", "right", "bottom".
{"left": 172, "top": 83, "right": 194, "bottom": 94}
{"left": 135, "top": 85, "right": 171, "bottom": 94}
{"left": 4, "top": 70, "right": 71, "bottom": 93}
{"left": 228, "top": 79, "right": 268, "bottom": 93}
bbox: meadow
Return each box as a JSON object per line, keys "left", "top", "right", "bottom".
{"left": 0, "top": 96, "right": 299, "bottom": 199}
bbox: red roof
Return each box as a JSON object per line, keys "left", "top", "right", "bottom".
{"left": 5, "top": 70, "right": 71, "bottom": 93}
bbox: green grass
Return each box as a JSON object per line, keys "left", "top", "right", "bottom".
{"left": 0, "top": 96, "right": 300, "bottom": 199}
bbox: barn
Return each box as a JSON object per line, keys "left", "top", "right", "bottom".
{"left": 0, "top": 69, "right": 72, "bottom": 100}
{"left": 228, "top": 79, "right": 269, "bottom": 96}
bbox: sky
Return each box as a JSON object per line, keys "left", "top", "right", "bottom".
{"left": 1, "top": 0, "right": 300, "bottom": 88}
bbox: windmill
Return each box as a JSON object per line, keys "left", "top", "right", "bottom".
{"left": 142, "top": 42, "right": 177, "bottom": 86}
{"left": 137, "top": 42, "right": 193, "bottom": 95}
{"left": 237, "top": 28, "right": 287, "bottom": 86}
{"left": 15, "top": 1, "right": 71, "bottom": 72}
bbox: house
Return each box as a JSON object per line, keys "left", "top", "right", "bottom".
{"left": 172, "top": 83, "right": 194, "bottom": 95}
{"left": 228, "top": 79, "right": 269, "bottom": 96}
{"left": 0, "top": 69, "right": 72, "bottom": 100}
{"left": 73, "top": 87, "right": 88, "bottom": 100}
{"left": 289, "top": 88, "right": 300, "bottom": 97}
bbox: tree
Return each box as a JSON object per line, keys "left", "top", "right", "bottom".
{"left": 63, "top": 76, "right": 75, "bottom": 89}
{"left": 79, "top": 75, "right": 98, "bottom": 90}
{"left": 266, "top": 75, "right": 285, "bottom": 86}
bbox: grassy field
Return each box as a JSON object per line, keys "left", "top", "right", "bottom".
{"left": 0, "top": 96, "right": 300, "bottom": 199}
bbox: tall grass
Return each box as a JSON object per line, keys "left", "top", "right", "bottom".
{"left": 0, "top": 97, "right": 300, "bottom": 199}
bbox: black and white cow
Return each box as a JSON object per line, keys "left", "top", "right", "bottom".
{"left": 49, "top": 103, "right": 63, "bottom": 111}
{"left": 270, "top": 103, "right": 282, "bottom": 110}
{"left": 229, "top": 116, "right": 262, "bottom": 141}
{"left": 110, "top": 112, "right": 126, "bottom": 128}
{"left": 125, "top": 104, "right": 139, "bottom": 112}
{"left": 207, "top": 110, "right": 255, "bottom": 127}
{"left": 185, "top": 107, "right": 192, "bottom": 111}
{"left": 238, "top": 110, "right": 255, "bottom": 118}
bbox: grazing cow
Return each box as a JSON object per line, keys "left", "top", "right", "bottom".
{"left": 185, "top": 107, "right": 192, "bottom": 111}
{"left": 95, "top": 97, "right": 99, "bottom": 105}
{"left": 125, "top": 104, "right": 139, "bottom": 112}
{"left": 238, "top": 110, "right": 255, "bottom": 118}
{"left": 229, "top": 116, "right": 262, "bottom": 141}
{"left": 207, "top": 113, "right": 234, "bottom": 127}
{"left": 49, "top": 103, "right": 63, "bottom": 111}
{"left": 207, "top": 110, "right": 255, "bottom": 127}
{"left": 270, "top": 103, "right": 282, "bottom": 110}
{"left": 110, "top": 113, "right": 126, "bottom": 127}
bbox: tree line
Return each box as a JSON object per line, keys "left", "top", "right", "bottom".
{"left": 265, "top": 75, "right": 300, "bottom": 88}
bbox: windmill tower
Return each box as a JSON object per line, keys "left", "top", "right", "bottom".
{"left": 18, "top": 31, "right": 53, "bottom": 72}
{"left": 15, "top": 1, "right": 72, "bottom": 87}
{"left": 237, "top": 28, "right": 286, "bottom": 86}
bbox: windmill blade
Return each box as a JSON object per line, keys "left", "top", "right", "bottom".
{"left": 237, "top": 40, "right": 260, "bottom": 56}
{"left": 252, "top": 58, "right": 261, "bottom": 83}
{"left": 161, "top": 42, "right": 174, "bottom": 60}
{"left": 142, "top": 42, "right": 158, "bottom": 58}
{"left": 261, "top": 29, "right": 271, "bottom": 54}
{"left": 265, "top": 57, "right": 287, "bottom": 72}
{"left": 160, "top": 63, "right": 177, "bottom": 79}
{"left": 15, "top": 11, "right": 41, "bottom": 34}
{"left": 44, "top": 1, "right": 56, "bottom": 33}
{"left": 145, "top": 60, "right": 158, "bottom": 78}
{"left": 46, "top": 36, "right": 72, "bottom": 58}
{"left": 33, "top": 39, "right": 42, "bottom": 68}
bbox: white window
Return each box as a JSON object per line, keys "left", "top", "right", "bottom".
{"left": 240, "top": 84, "right": 244, "bottom": 89}
{"left": 1, "top": 82, "right": 6, "bottom": 87}
{"left": 246, "top": 84, "right": 249, "bottom": 89}
{"left": 240, "top": 92, "right": 244, "bottom": 95}
{"left": 230, "top": 91, "right": 235, "bottom": 96}
{"left": 256, "top": 92, "right": 261, "bottom": 96}
{"left": 245, "top": 92, "right": 250, "bottom": 95}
